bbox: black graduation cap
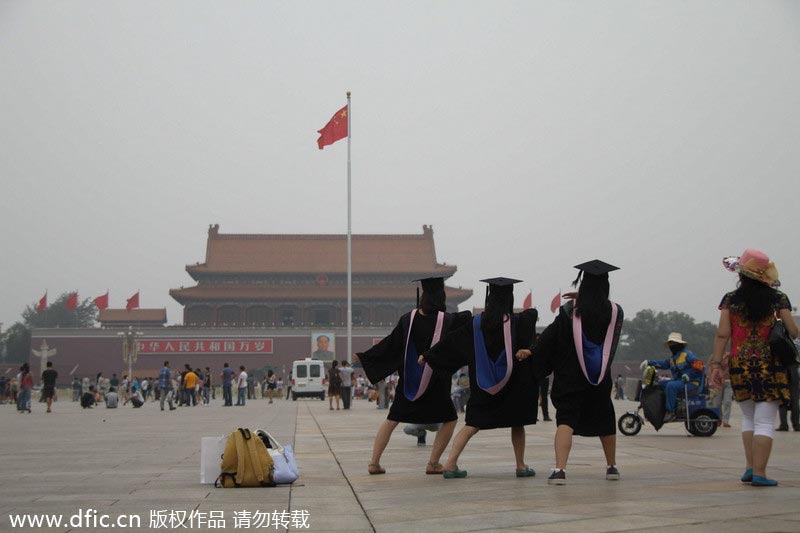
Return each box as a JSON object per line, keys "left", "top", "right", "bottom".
{"left": 572, "top": 260, "right": 619, "bottom": 286}
{"left": 480, "top": 277, "right": 522, "bottom": 313}
{"left": 413, "top": 277, "right": 445, "bottom": 292}
{"left": 479, "top": 277, "right": 523, "bottom": 287}
{"left": 480, "top": 277, "right": 522, "bottom": 298}
{"left": 413, "top": 277, "right": 446, "bottom": 307}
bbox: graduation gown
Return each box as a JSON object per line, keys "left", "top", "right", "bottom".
{"left": 422, "top": 309, "right": 538, "bottom": 430}
{"left": 532, "top": 301, "right": 624, "bottom": 436}
{"left": 357, "top": 310, "right": 471, "bottom": 424}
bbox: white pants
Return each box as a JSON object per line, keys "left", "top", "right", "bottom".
{"left": 739, "top": 400, "right": 779, "bottom": 438}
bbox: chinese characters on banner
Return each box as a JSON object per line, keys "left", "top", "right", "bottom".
{"left": 136, "top": 339, "right": 273, "bottom": 354}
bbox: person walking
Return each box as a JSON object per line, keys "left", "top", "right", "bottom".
{"left": 159, "top": 361, "right": 175, "bottom": 411}
{"left": 9, "top": 377, "right": 19, "bottom": 405}
{"left": 422, "top": 277, "right": 538, "bottom": 479}
{"left": 451, "top": 372, "right": 470, "bottom": 413}
{"left": 266, "top": 370, "right": 277, "bottom": 404}
{"left": 17, "top": 363, "right": 33, "bottom": 413}
{"left": 120, "top": 375, "right": 129, "bottom": 403}
{"left": 183, "top": 365, "right": 198, "bottom": 407}
{"left": 247, "top": 373, "right": 256, "bottom": 400}
{"left": 519, "top": 260, "right": 624, "bottom": 485}
{"left": 140, "top": 378, "right": 149, "bottom": 401}
{"left": 203, "top": 367, "right": 212, "bottom": 405}
{"left": 536, "top": 374, "right": 552, "bottom": 421}
{"left": 358, "top": 277, "right": 471, "bottom": 475}
{"left": 338, "top": 360, "right": 355, "bottom": 410}
{"left": 708, "top": 352, "right": 734, "bottom": 428}
{"left": 221, "top": 363, "right": 233, "bottom": 406}
{"left": 71, "top": 377, "right": 82, "bottom": 402}
{"left": 709, "top": 248, "right": 798, "bottom": 486}
{"left": 236, "top": 366, "right": 248, "bottom": 406}
{"left": 614, "top": 374, "right": 626, "bottom": 400}
{"left": 376, "top": 379, "right": 388, "bottom": 409}
{"left": 328, "top": 360, "right": 342, "bottom": 410}
{"left": 41, "top": 361, "right": 58, "bottom": 413}
{"left": 777, "top": 364, "right": 799, "bottom": 431}
{"left": 195, "top": 368, "right": 204, "bottom": 406}
{"left": 285, "top": 372, "right": 293, "bottom": 400}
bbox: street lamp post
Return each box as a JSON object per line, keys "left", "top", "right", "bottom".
{"left": 117, "top": 326, "right": 143, "bottom": 387}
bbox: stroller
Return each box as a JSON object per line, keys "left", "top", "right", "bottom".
{"left": 618, "top": 365, "right": 720, "bottom": 437}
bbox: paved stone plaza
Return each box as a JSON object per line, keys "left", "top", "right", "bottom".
{"left": 1, "top": 394, "right": 799, "bottom": 532}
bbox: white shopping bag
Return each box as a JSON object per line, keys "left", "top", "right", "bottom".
{"left": 200, "top": 436, "right": 228, "bottom": 484}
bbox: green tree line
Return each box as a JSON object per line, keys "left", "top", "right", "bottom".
{"left": 1, "top": 293, "right": 97, "bottom": 363}
{"left": 616, "top": 309, "right": 718, "bottom": 361}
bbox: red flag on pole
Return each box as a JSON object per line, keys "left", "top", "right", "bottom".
{"left": 522, "top": 291, "right": 532, "bottom": 310}
{"left": 550, "top": 292, "right": 561, "bottom": 313}
{"left": 37, "top": 292, "right": 47, "bottom": 311}
{"left": 126, "top": 291, "right": 140, "bottom": 312}
{"left": 93, "top": 291, "right": 109, "bottom": 310}
{"left": 66, "top": 292, "right": 78, "bottom": 310}
{"left": 317, "top": 105, "right": 348, "bottom": 149}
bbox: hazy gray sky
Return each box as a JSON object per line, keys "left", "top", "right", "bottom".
{"left": 2, "top": 1, "right": 799, "bottom": 331}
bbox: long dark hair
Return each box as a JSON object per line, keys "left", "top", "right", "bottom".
{"left": 575, "top": 274, "right": 611, "bottom": 325}
{"left": 481, "top": 287, "right": 513, "bottom": 347}
{"left": 420, "top": 290, "right": 446, "bottom": 314}
{"left": 734, "top": 274, "right": 775, "bottom": 323}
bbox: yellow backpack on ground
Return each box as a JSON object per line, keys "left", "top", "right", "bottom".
{"left": 215, "top": 428, "right": 275, "bottom": 488}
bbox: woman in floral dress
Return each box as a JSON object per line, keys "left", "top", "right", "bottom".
{"left": 709, "top": 248, "right": 798, "bottom": 486}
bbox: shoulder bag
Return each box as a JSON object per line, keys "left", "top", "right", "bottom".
{"left": 770, "top": 319, "right": 799, "bottom": 367}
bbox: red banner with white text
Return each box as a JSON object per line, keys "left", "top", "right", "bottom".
{"left": 135, "top": 339, "right": 273, "bottom": 354}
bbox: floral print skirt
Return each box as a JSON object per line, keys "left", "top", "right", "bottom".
{"left": 729, "top": 352, "right": 790, "bottom": 403}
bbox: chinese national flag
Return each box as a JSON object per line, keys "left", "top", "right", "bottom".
{"left": 66, "top": 292, "right": 78, "bottom": 310}
{"left": 36, "top": 293, "right": 47, "bottom": 311}
{"left": 317, "top": 105, "right": 348, "bottom": 149}
{"left": 550, "top": 292, "right": 561, "bottom": 313}
{"left": 93, "top": 292, "right": 109, "bottom": 310}
{"left": 126, "top": 291, "right": 140, "bottom": 312}
{"left": 522, "top": 291, "right": 532, "bottom": 310}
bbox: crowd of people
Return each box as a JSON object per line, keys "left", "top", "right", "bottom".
{"left": 0, "top": 362, "right": 301, "bottom": 411}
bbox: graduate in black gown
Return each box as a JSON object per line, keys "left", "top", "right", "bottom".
{"left": 420, "top": 278, "right": 538, "bottom": 479}
{"left": 517, "top": 260, "right": 624, "bottom": 485}
{"left": 356, "top": 277, "right": 471, "bottom": 475}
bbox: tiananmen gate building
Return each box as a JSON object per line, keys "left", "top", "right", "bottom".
{"left": 29, "top": 225, "right": 472, "bottom": 381}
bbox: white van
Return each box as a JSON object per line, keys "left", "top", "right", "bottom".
{"left": 291, "top": 358, "right": 326, "bottom": 400}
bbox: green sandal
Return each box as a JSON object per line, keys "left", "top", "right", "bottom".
{"left": 442, "top": 468, "right": 467, "bottom": 479}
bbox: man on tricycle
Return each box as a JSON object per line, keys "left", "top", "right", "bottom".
{"left": 641, "top": 332, "right": 705, "bottom": 422}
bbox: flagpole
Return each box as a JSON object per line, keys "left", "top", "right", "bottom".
{"left": 346, "top": 91, "right": 352, "bottom": 364}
